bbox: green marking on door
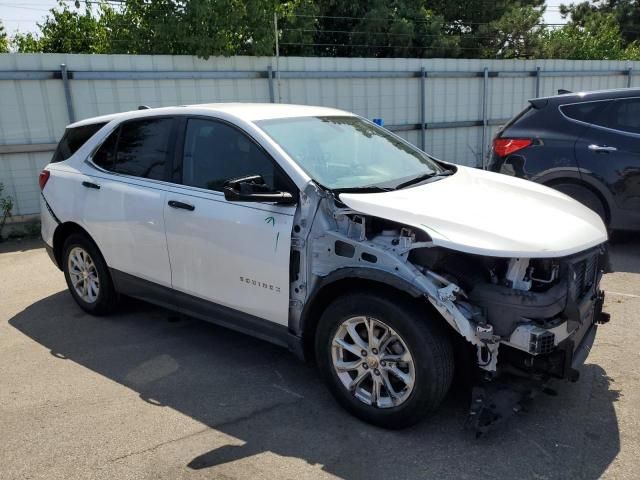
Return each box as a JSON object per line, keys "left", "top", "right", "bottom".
{"left": 265, "top": 216, "right": 275, "bottom": 226}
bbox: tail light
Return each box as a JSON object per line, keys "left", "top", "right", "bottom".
{"left": 493, "top": 138, "right": 532, "bottom": 158}
{"left": 39, "top": 170, "right": 50, "bottom": 190}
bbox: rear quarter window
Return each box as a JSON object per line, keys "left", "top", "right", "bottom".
{"left": 560, "top": 101, "right": 611, "bottom": 124}
{"left": 52, "top": 122, "right": 107, "bottom": 163}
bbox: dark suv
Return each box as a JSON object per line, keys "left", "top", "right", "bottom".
{"left": 489, "top": 88, "right": 640, "bottom": 231}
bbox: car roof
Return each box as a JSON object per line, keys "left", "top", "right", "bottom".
{"left": 533, "top": 87, "right": 640, "bottom": 107}
{"left": 67, "top": 103, "right": 354, "bottom": 128}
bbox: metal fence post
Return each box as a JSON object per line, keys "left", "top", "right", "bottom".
{"left": 627, "top": 67, "right": 633, "bottom": 88}
{"left": 60, "top": 64, "right": 75, "bottom": 123}
{"left": 274, "top": 13, "right": 281, "bottom": 103}
{"left": 535, "top": 66, "right": 541, "bottom": 97}
{"left": 480, "top": 67, "right": 488, "bottom": 169}
{"left": 420, "top": 67, "right": 426, "bottom": 151}
{"left": 267, "top": 65, "right": 275, "bottom": 103}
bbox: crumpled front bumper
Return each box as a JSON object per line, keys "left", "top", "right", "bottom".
{"left": 569, "top": 289, "right": 609, "bottom": 374}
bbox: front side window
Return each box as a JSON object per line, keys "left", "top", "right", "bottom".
{"left": 182, "top": 118, "right": 288, "bottom": 192}
{"left": 91, "top": 118, "right": 173, "bottom": 180}
{"left": 256, "top": 116, "right": 444, "bottom": 190}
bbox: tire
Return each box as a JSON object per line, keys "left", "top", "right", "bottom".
{"left": 550, "top": 183, "right": 608, "bottom": 225}
{"left": 62, "top": 233, "right": 118, "bottom": 315}
{"left": 315, "top": 292, "right": 454, "bottom": 429}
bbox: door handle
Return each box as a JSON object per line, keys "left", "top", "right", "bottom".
{"left": 82, "top": 181, "right": 101, "bottom": 189}
{"left": 168, "top": 200, "right": 195, "bottom": 211}
{"left": 588, "top": 144, "right": 617, "bottom": 153}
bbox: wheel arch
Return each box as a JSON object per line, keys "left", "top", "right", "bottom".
{"left": 298, "top": 268, "right": 434, "bottom": 363}
{"left": 543, "top": 177, "right": 611, "bottom": 225}
{"left": 52, "top": 222, "right": 97, "bottom": 270}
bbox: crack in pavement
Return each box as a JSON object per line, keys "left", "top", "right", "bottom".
{"left": 107, "top": 398, "right": 303, "bottom": 464}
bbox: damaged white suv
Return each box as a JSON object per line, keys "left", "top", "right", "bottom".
{"left": 40, "top": 104, "right": 610, "bottom": 432}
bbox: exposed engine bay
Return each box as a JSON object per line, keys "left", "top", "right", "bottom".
{"left": 288, "top": 184, "right": 610, "bottom": 434}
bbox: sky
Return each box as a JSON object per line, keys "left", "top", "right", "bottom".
{"left": 0, "top": 0, "right": 568, "bottom": 37}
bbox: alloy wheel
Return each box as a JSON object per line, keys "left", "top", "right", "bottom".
{"left": 331, "top": 316, "right": 415, "bottom": 408}
{"left": 67, "top": 246, "right": 100, "bottom": 303}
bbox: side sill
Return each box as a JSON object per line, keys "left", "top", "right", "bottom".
{"left": 110, "top": 269, "right": 291, "bottom": 349}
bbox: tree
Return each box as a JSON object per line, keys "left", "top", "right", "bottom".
{"left": 0, "top": 20, "right": 9, "bottom": 53}
{"left": 13, "top": 0, "right": 637, "bottom": 60}
{"left": 560, "top": 0, "right": 640, "bottom": 47}
{"left": 538, "top": 11, "right": 640, "bottom": 59}
{"left": 13, "top": 1, "right": 109, "bottom": 53}
{"left": 301, "top": 0, "right": 459, "bottom": 58}
{"left": 12, "top": 0, "right": 316, "bottom": 58}
{"left": 430, "top": 0, "right": 545, "bottom": 57}
{"left": 480, "top": 4, "right": 545, "bottom": 58}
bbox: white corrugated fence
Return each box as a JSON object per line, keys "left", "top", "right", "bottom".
{"left": 1, "top": 54, "right": 639, "bottom": 218}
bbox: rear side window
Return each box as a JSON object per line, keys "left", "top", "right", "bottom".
{"left": 92, "top": 129, "right": 118, "bottom": 170}
{"left": 91, "top": 117, "right": 174, "bottom": 181}
{"left": 52, "top": 122, "right": 106, "bottom": 163}
{"left": 560, "top": 101, "right": 610, "bottom": 124}
{"left": 595, "top": 98, "right": 640, "bottom": 134}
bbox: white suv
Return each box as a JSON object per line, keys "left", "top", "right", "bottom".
{"left": 40, "top": 104, "right": 610, "bottom": 432}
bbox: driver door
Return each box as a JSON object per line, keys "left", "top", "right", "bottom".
{"left": 163, "top": 117, "right": 296, "bottom": 325}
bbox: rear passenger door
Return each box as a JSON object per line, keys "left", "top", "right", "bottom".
{"left": 163, "top": 117, "right": 296, "bottom": 325}
{"left": 574, "top": 98, "right": 640, "bottom": 216}
{"left": 81, "top": 117, "right": 176, "bottom": 287}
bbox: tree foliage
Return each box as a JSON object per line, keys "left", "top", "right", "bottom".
{"left": 0, "top": 20, "right": 9, "bottom": 53}
{"left": 560, "top": 0, "right": 640, "bottom": 46}
{"left": 8, "top": 0, "right": 640, "bottom": 60}
{"left": 13, "top": 2, "right": 109, "bottom": 53}
{"left": 539, "top": 10, "right": 640, "bottom": 59}
{"left": 481, "top": 4, "right": 545, "bottom": 58}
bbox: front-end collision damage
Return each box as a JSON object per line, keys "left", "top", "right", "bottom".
{"left": 289, "top": 183, "right": 503, "bottom": 373}
{"left": 288, "top": 182, "right": 609, "bottom": 434}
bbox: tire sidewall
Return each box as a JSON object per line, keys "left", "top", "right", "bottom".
{"left": 315, "top": 293, "right": 452, "bottom": 429}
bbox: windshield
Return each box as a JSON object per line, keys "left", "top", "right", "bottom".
{"left": 256, "top": 116, "right": 445, "bottom": 190}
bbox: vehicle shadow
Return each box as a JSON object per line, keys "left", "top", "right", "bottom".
{"left": 0, "top": 237, "right": 43, "bottom": 254}
{"left": 609, "top": 231, "right": 640, "bottom": 274}
{"left": 9, "top": 292, "right": 621, "bottom": 479}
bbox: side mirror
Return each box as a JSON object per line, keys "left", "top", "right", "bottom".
{"left": 223, "top": 175, "right": 296, "bottom": 205}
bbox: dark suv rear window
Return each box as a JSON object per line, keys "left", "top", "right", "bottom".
{"left": 560, "top": 101, "right": 610, "bottom": 124}
{"left": 52, "top": 122, "right": 107, "bottom": 163}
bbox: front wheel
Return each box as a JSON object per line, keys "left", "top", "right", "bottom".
{"left": 315, "top": 292, "right": 454, "bottom": 429}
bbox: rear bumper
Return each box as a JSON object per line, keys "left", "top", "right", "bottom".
{"left": 40, "top": 193, "right": 58, "bottom": 247}
{"left": 40, "top": 193, "right": 61, "bottom": 270}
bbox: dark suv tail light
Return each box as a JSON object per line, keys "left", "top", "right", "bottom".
{"left": 493, "top": 138, "right": 532, "bottom": 158}
{"left": 39, "top": 170, "right": 50, "bottom": 190}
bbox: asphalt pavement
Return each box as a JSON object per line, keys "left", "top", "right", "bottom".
{"left": 1, "top": 234, "right": 639, "bottom": 479}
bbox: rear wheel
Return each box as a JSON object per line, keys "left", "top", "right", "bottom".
{"left": 550, "top": 182, "right": 608, "bottom": 225}
{"left": 62, "top": 233, "right": 117, "bottom": 315}
{"left": 315, "top": 292, "right": 454, "bottom": 429}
